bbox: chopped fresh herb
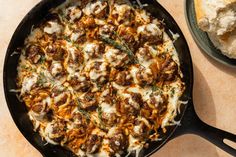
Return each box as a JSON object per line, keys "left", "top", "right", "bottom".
{"left": 170, "top": 88, "right": 175, "bottom": 97}
{"left": 39, "top": 55, "right": 46, "bottom": 64}
{"left": 21, "top": 65, "right": 29, "bottom": 70}
{"left": 63, "top": 36, "right": 71, "bottom": 42}
{"left": 97, "top": 107, "right": 103, "bottom": 120}
{"left": 36, "top": 73, "right": 47, "bottom": 86}
{"left": 152, "top": 85, "right": 159, "bottom": 92}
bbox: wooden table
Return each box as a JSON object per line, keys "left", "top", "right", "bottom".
{"left": 0, "top": 0, "right": 235, "bottom": 156}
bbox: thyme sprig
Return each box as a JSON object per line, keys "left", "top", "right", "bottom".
{"left": 76, "top": 98, "right": 91, "bottom": 122}
{"left": 97, "top": 106, "right": 107, "bottom": 130}
{"left": 100, "top": 35, "right": 139, "bottom": 64}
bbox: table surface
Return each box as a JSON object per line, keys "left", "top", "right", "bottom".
{"left": 0, "top": 0, "right": 235, "bottom": 157}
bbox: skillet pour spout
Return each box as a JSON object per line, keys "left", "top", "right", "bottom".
{"left": 3, "top": 0, "right": 236, "bottom": 156}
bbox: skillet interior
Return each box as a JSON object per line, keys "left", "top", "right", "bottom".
{"left": 3, "top": 0, "right": 193, "bottom": 156}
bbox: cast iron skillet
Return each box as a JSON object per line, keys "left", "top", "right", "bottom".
{"left": 3, "top": 0, "right": 236, "bottom": 156}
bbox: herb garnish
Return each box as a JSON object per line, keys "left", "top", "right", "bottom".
{"left": 77, "top": 99, "right": 91, "bottom": 122}
{"left": 97, "top": 106, "right": 107, "bottom": 130}
{"left": 100, "top": 35, "right": 139, "bottom": 64}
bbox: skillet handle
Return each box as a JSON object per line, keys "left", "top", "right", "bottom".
{"left": 174, "top": 102, "right": 236, "bottom": 156}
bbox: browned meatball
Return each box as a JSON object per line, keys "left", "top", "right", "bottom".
{"left": 100, "top": 85, "right": 117, "bottom": 104}
{"left": 71, "top": 111, "right": 89, "bottom": 126}
{"left": 65, "top": 6, "right": 82, "bottom": 23}
{"left": 115, "top": 71, "right": 132, "bottom": 86}
{"left": 69, "top": 75, "right": 91, "bottom": 92}
{"left": 83, "top": 42, "right": 105, "bottom": 58}
{"left": 68, "top": 49, "right": 84, "bottom": 66}
{"left": 117, "top": 26, "right": 138, "bottom": 51}
{"left": 136, "top": 67, "right": 155, "bottom": 86}
{"left": 104, "top": 47, "right": 129, "bottom": 68}
{"left": 136, "top": 46, "right": 153, "bottom": 61}
{"left": 49, "top": 61, "right": 64, "bottom": 77}
{"left": 45, "top": 119, "right": 67, "bottom": 143}
{"left": 83, "top": 1, "right": 108, "bottom": 18}
{"left": 81, "top": 16, "right": 96, "bottom": 28}
{"left": 25, "top": 45, "right": 44, "bottom": 64}
{"left": 118, "top": 92, "right": 143, "bottom": 116}
{"left": 80, "top": 134, "right": 103, "bottom": 154}
{"left": 132, "top": 120, "right": 150, "bottom": 140}
{"left": 80, "top": 92, "right": 98, "bottom": 110}
{"left": 108, "top": 129, "right": 128, "bottom": 153}
{"left": 138, "top": 23, "right": 163, "bottom": 45}
{"left": 101, "top": 112, "right": 118, "bottom": 127}
{"left": 88, "top": 61, "right": 110, "bottom": 84}
{"left": 110, "top": 4, "right": 135, "bottom": 26}
{"left": 98, "top": 24, "right": 116, "bottom": 38}
{"left": 46, "top": 44, "right": 67, "bottom": 61}
{"left": 159, "top": 54, "right": 178, "bottom": 82}
{"left": 72, "top": 27, "right": 86, "bottom": 43}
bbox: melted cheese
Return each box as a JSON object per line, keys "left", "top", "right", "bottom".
{"left": 44, "top": 21, "right": 62, "bottom": 34}
{"left": 101, "top": 102, "right": 116, "bottom": 114}
{"left": 66, "top": 6, "right": 82, "bottom": 22}
{"left": 137, "top": 23, "right": 162, "bottom": 36}
{"left": 21, "top": 74, "right": 38, "bottom": 94}
{"left": 83, "top": 1, "right": 107, "bottom": 16}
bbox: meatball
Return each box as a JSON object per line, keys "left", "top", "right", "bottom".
{"left": 117, "top": 26, "right": 138, "bottom": 51}
{"left": 25, "top": 45, "right": 44, "bottom": 64}
{"left": 80, "top": 134, "right": 103, "bottom": 154}
{"left": 69, "top": 75, "right": 91, "bottom": 92}
{"left": 80, "top": 16, "right": 96, "bottom": 28}
{"left": 159, "top": 54, "right": 178, "bottom": 82}
{"left": 115, "top": 71, "right": 132, "bottom": 86}
{"left": 98, "top": 24, "right": 116, "bottom": 38}
{"left": 88, "top": 61, "right": 110, "bottom": 84}
{"left": 136, "top": 46, "right": 153, "bottom": 62}
{"left": 65, "top": 6, "right": 82, "bottom": 22}
{"left": 46, "top": 43, "right": 67, "bottom": 61}
{"left": 50, "top": 61, "right": 64, "bottom": 77}
{"left": 44, "top": 119, "right": 67, "bottom": 144}
{"left": 107, "top": 128, "right": 128, "bottom": 153}
{"left": 71, "top": 111, "right": 89, "bottom": 126}
{"left": 104, "top": 47, "right": 129, "bottom": 68}
{"left": 83, "top": 42, "right": 105, "bottom": 58}
{"left": 136, "top": 67, "right": 155, "bottom": 86}
{"left": 99, "top": 102, "right": 118, "bottom": 126}
{"left": 79, "top": 92, "right": 98, "bottom": 110}
{"left": 68, "top": 49, "right": 84, "bottom": 65}
{"left": 118, "top": 92, "right": 143, "bottom": 115}
{"left": 71, "top": 27, "right": 86, "bottom": 43}
{"left": 110, "top": 4, "right": 135, "bottom": 26}
{"left": 137, "top": 23, "right": 163, "bottom": 44}
{"left": 29, "top": 93, "right": 51, "bottom": 121}
{"left": 99, "top": 85, "right": 117, "bottom": 104}
{"left": 132, "top": 119, "right": 150, "bottom": 139}
{"left": 43, "top": 21, "right": 63, "bottom": 35}
{"left": 83, "top": 1, "right": 108, "bottom": 18}
{"left": 135, "top": 9, "right": 151, "bottom": 25}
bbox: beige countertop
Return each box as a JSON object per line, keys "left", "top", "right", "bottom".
{"left": 0, "top": 0, "right": 235, "bottom": 157}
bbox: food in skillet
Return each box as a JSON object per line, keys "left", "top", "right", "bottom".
{"left": 16, "top": 0, "right": 185, "bottom": 156}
